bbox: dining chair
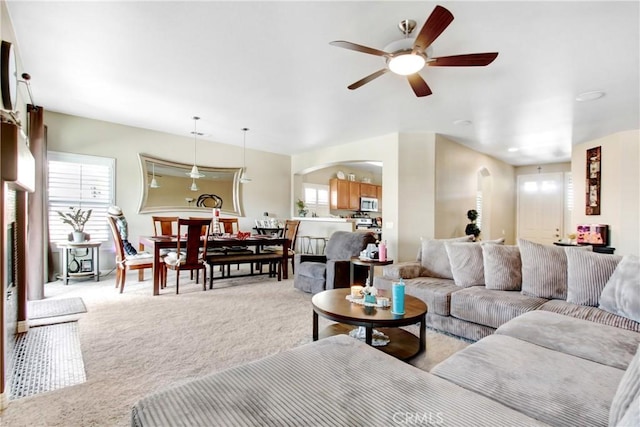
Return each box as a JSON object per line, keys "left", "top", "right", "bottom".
{"left": 164, "top": 218, "right": 211, "bottom": 294}
{"left": 263, "top": 219, "right": 301, "bottom": 274}
{"left": 107, "top": 216, "right": 160, "bottom": 293}
{"left": 218, "top": 218, "right": 240, "bottom": 234}
{"left": 152, "top": 216, "right": 178, "bottom": 237}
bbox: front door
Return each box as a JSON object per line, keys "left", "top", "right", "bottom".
{"left": 517, "top": 172, "right": 565, "bottom": 245}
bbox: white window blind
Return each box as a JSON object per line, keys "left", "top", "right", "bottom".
{"left": 48, "top": 152, "right": 115, "bottom": 243}
{"left": 302, "top": 183, "right": 330, "bottom": 217}
{"left": 475, "top": 190, "right": 483, "bottom": 231}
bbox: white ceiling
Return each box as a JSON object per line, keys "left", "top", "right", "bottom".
{"left": 6, "top": 1, "right": 639, "bottom": 166}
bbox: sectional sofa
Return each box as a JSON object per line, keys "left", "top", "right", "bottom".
{"left": 131, "top": 238, "right": 640, "bottom": 426}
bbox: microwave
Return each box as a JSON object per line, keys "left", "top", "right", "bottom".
{"left": 360, "top": 197, "right": 379, "bottom": 212}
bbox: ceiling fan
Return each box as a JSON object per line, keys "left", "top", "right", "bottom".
{"left": 330, "top": 5, "right": 498, "bottom": 97}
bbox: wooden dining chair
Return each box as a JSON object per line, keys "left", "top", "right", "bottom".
{"left": 218, "top": 218, "right": 240, "bottom": 234}
{"left": 108, "top": 216, "right": 160, "bottom": 293}
{"left": 152, "top": 216, "right": 179, "bottom": 237}
{"left": 164, "top": 218, "right": 211, "bottom": 294}
{"left": 263, "top": 219, "right": 301, "bottom": 274}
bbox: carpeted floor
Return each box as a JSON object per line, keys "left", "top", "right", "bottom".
{"left": 0, "top": 269, "right": 469, "bottom": 426}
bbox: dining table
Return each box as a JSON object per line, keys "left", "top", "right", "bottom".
{"left": 139, "top": 234, "right": 289, "bottom": 295}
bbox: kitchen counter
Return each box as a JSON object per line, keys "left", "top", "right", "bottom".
{"left": 292, "top": 217, "right": 356, "bottom": 223}
{"left": 293, "top": 218, "right": 356, "bottom": 252}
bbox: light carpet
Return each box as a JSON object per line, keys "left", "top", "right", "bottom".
{"left": 0, "top": 270, "right": 469, "bottom": 427}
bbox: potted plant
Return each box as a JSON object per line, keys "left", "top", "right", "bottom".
{"left": 296, "top": 199, "right": 307, "bottom": 217}
{"left": 465, "top": 209, "right": 481, "bottom": 240}
{"left": 57, "top": 207, "right": 92, "bottom": 242}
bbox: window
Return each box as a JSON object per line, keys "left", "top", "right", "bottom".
{"left": 48, "top": 152, "right": 115, "bottom": 243}
{"left": 302, "top": 183, "right": 329, "bottom": 217}
{"left": 475, "top": 190, "right": 483, "bottom": 231}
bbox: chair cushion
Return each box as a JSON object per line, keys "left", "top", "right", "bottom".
{"left": 566, "top": 249, "right": 622, "bottom": 306}
{"left": 599, "top": 255, "right": 640, "bottom": 323}
{"left": 324, "top": 231, "right": 376, "bottom": 261}
{"left": 124, "top": 252, "right": 153, "bottom": 266}
{"left": 297, "top": 261, "right": 326, "bottom": 278}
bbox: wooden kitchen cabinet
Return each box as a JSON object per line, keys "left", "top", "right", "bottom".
{"left": 330, "top": 179, "right": 361, "bottom": 210}
{"left": 376, "top": 185, "right": 382, "bottom": 207}
{"left": 360, "top": 183, "right": 377, "bottom": 198}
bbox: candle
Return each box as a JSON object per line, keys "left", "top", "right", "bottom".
{"left": 351, "top": 286, "right": 363, "bottom": 298}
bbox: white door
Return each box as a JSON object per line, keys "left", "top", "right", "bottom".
{"left": 517, "top": 173, "right": 565, "bottom": 245}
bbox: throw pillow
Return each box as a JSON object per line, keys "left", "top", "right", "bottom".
{"left": 599, "top": 255, "right": 640, "bottom": 323}
{"left": 419, "top": 236, "right": 473, "bottom": 279}
{"left": 518, "top": 239, "right": 592, "bottom": 299}
{"left": 483, "top": 244, "right": 522, "bottom": 291}
{"left": 609, "top": 344, "right": 640, "bottom": 426}
{"left": 445, "top": 242, "right": 485, "bottom": 287}
{"left": 566, "top": 249, "right": 623, "bottom": 306}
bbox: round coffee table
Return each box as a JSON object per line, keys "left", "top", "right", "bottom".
{"left": 312, "top": 288, "right": 427, "bottom": 360}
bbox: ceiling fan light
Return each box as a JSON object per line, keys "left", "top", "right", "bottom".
{"left": 388, "top": 53, "right": 425, "bottom": 75}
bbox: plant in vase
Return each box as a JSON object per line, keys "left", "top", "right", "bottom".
{"left": 296, "top": 199, "right": 308, "bottom": 217}
{"left": 57, "top": 207, "right": 92, "bottom": 242}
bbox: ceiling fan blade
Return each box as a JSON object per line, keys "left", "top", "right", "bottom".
{"left": 413, "top": 5, "right": 454, "bottom": 52}
{"left": 429, "top": 52, "right": 499, "bottom": 66}
{"left": 347, "top": 69, "right": 389, "bottom": 90}
{"left": 407, "top": 74, "right": 432, "bottom": 97}
{"left": 330, "top": 40, "right": 389, "bottom": 57}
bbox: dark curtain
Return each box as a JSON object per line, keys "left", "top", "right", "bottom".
{"left": 26, "top": 104, "right": 48, "bottom": 300}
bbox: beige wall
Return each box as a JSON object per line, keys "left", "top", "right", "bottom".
{"left": 44, "top": 112, "right": 291, "bottom": 266}
{"left": 571, "top": 130, "right": 640, "bottom": 256}
{"left": 434, "top": 135, "right": 516, "bottom": 244}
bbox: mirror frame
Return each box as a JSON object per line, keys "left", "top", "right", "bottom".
{"left": 137, "top": 153, "right": 244, "bottom": 215}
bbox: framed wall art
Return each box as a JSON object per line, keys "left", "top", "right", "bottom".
{"left": 586, "top": 146, "right": 601, "bottom": 215}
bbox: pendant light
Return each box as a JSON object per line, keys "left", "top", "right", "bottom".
{"left": 240, "top": 127, "right": 252, "bottom": 183}
{"left": 187, "top": 116, "right": 204, "bottom": 179}
{"left": 149, "top": 162, "right": 160, "bottom": 188}
{"left": 190, "top": 178, "right": 199, "bottom": 192}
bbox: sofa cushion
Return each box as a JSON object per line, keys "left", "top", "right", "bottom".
{"left": 132, "top": 335, "right": 547, "bottom": 427}
{"left": 599, "top": 255, "right": 640, "bottom": 323}
{"left": 609, "top": 344, "right": 640, "bottom": 427}
{"left": 445, "top": 242, "right": 485, "bottom": 287}
{"left": 566, "top": 249, "right": 622, "bottom": 306}
{"left": 450, "top": 286, "right": 547, "bottom": 329}
{"left": 381, "top": 262, "right": 422, "bottom": 280}
{"left": 374, "top": 276, "right": 460, "bottom": 316}
{"left": 431, "top": 334, "right": 626, "bottom": 427}
{"left": 419, "top": 236, "right": 473, "bottom": 279}
{"left": 538, "top": 299, "right": 640, "bottom": 332}
{"left": 518, "top": 239, "right": 591, "bottom": 299}
{"left": 482, "top": 244, "right": 522, "bottom": 291}
{"left": 495, "top": 311, "right": 640, "bottom": 370}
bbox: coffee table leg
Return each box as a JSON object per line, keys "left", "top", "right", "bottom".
{"left": 365, "top": 326, "right": 373, "bottom": 346}
{"left": 419, "top": 314, "right": 426, "bottom": 353}
{"left": 313, "top": 311, "right": 319, "bottom": 341}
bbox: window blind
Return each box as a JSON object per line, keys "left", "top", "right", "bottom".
{"left": 48, "top": 152, "right": 115, "bottom": 243}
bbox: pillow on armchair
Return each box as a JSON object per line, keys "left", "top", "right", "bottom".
{"left": 294, "top": 231, "right": 377, "bottom": 294}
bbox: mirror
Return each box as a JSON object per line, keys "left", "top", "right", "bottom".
{"left": 137, "top": 154, "right": 243, "bottom": 215}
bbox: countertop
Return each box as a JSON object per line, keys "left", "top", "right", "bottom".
{"left": 292, "top": 217, "right": 356, "bottom": 222}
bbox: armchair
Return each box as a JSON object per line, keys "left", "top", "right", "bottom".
{"left": 293, "top": 231, "right": 376, "bottom": 294}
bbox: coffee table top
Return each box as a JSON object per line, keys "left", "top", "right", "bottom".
{"left": 312, "top": 288, "right": 427, "bottom": 327}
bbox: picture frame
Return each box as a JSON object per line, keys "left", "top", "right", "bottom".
{"left": 585, "top": 146, "right": 601, "bottom": 215}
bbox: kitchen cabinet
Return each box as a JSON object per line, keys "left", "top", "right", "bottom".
{"left": 376, "top": 185, "right": 382, "bottom": 208}
{"left": 360, "top": 183, "right": 377, "bottom": 198}
{"left": 330, "top": 179, "right": 382, "bottom": 211}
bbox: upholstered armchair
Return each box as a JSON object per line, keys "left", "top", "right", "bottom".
{"left": 294, "top": 231, "right": 377, "bottom": 294}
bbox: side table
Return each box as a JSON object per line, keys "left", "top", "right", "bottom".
{"left": 57, "top": 241, "right": 102, "bottom": 285}
{"left": 350, "top": 257, "right": 393, "bottom": 286}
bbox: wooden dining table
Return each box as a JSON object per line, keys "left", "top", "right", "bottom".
{"left": 139, "top": 235, "right": 289, "bottom": 295}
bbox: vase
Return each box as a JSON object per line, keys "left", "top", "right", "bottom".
{"left": 72, "top": 231, "right": 85, "bottom": 243}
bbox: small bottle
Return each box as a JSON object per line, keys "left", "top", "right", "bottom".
{"left": 392, "top": 278, "right": 405, "bottom": 315}
{"left": 379, "top": 240, "right": 387, "bottom": 262}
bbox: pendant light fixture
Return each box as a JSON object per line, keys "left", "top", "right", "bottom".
{"left": 190, "top": 178, "right": 199, "bottom": 192}
{"left": 240, "top": 127, "right": 252, "bottom": 183}
{"left": 149, "top": 162, "right": 160, "bottom": 188}
{"left": 187, "top": 116, "right": 205, "bottom": 179}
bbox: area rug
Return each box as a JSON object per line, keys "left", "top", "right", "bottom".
{"left": 10, "top": 322, "right": 87, "bottom": 400}
{"left": 27, "top": 297, "right": 87, "bottom": 319}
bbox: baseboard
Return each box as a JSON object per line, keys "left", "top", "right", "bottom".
{"left": 0, "top": 386, "right": 8, "bottom": 410}
{"left": 17, "top": 320, "right": 29, "bottom": 333}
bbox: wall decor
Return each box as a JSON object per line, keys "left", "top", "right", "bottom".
{"left": 585, "top": 146, "right": 601, "bottom": 215}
